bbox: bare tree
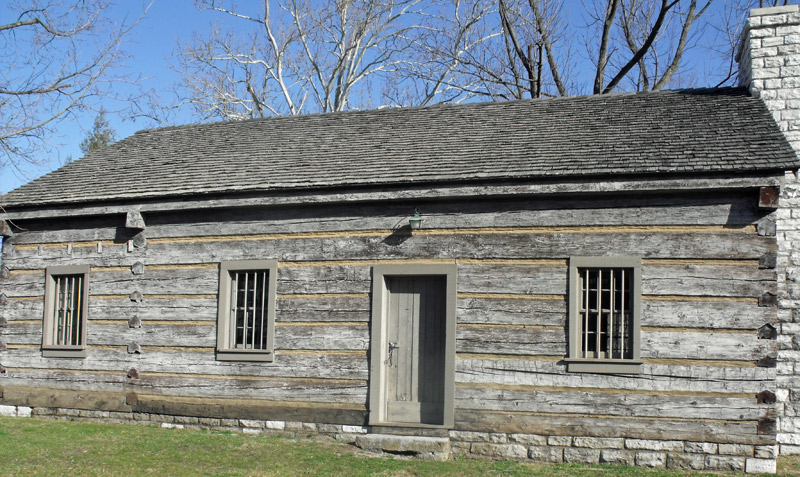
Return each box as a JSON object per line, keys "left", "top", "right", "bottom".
{"left": 383, "top": 0, "right": 499, "bottom": 106}
{"left": 428, "top": 0, "right": 746, "bottom": 98}
{"left": 395, "top": 0, "right": 575, "bottom": 101}
{"left": 0, "top": 1, "right": 144, "bottom": 175}
{"left": 178, "top": 0, "right": 436, "bottom": 120}
{"left": 175, "top": 0, "right": 775, "bottom": 119}
{"left": 709, "top": 0, "right": 791, "bottom": 88}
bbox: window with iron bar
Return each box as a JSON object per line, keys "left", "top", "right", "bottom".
{"left": 216, "top": 260, "right": 277, "bottom": 361}
{"left": 43, "top": 265, "right": 89, "bottom": 358}
{"left": 566, "top": 257, "right": 642, "bottom": 374}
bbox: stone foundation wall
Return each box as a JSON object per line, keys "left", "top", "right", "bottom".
{"left": 450, "top": 431, "right": 776, "bottom": 474}
{"left": 0, "top": 404, "right": 777, "bottom": 473}
{"left": 738, "top": 4, "right": 800, "bottom": 460}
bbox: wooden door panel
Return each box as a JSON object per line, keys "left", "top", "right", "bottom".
{"left": 385, "top": 276, "right": 446, "bottom": 425}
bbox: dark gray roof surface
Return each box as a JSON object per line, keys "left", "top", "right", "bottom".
{"left": 3, "top": 87, "right": 798, "bottom": 207}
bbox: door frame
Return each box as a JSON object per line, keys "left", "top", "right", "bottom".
{"left": 368, "top": 263, "right": 457, "bottom": 428}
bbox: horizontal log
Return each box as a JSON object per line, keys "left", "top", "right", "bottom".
{"left": 5, "top": 192, "right": 765, "bottom": 244}
{"left": 0, "top": 370, "right": 127, "bottom": 394}
{"left": 2, "top": 230, "right": 774, "bottom": 270}
{"left": 455, "top": 385, "right": 770, "bottom": 421}
{"left": 433, "top": 296, "right": 771, "bottom": 330}
{"left": 641, "top": 265, "right": 775, "bottom": 298}
{"left": 278, "top": 265, "right": 371, "bottom": 294}
{"left": 1, "top": 242, "right": 144, "bottom": 270}
{"left": 458, "top": 262, "right": 774, "bottom": 298}
{"left": 1, "top": 267, "right": 219, "bottom": 298}
{"left": 642, "top": 330, "right": 772, "bottom": 361}
{"left": 0, "top": 385, "right": 368, "bottom": 424}
{"left": 1, "top": 295, "right": 371, "bottom": 324}
{"left": 456, "top": 326, "right": 565, "bottom": 356}
{"left": 0, "top": 384, "right": 131, "bottom": 412}
{"left": 2, "top": 260, "right": 774, "bottom": 300}
{"left": 456, "top": 325, "right": 770, "bottom": 361}
{"left": 2, "top": 291, "right": 773, "bottom": 334}
{"left": 455, "top": 410, "right": 772, "bottom": 445}
{"left": 1, "top": 348, "right": 368, "bottom": 380}
{"left": 131, "top": 394, "right": 367, "bottom": 424}
{"left": 1, "top": 369, "right": 368, "bottom": 403}
{"left": 0, "top": 297, "right": 216, "bottom": 322}
{"left": 642, "top": 299, "right": 775, "bottom": 330}
{"left": 90, "top": 297, "right": 216, "bottom": 322}
{"left": 278, "top": 295, "right": 370, "bottom": 322}
{"left": 4, "top": 322, "right": 770, "bottom": 362}
{"left": 4, "top": 174, "right": 781, "bottom": 222}
{"left": 455, "top": 357, "right": 774, "bottom": 394}
{"left": 457, "top": 297, "right": 566, "bottom": 326}
{"left": 3, "top": 322, "right": 370, "bottom": 350}
{"left": 129, "top": 373, "right": 367, "bottom": 403}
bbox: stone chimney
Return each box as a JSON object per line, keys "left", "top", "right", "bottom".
{"left": 738, "top": 4, "right": 800, "bottom": 150}
{"left": 738, "top": 4, "right": 800, "bottom": 461}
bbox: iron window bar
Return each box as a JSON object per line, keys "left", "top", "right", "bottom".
{"left": 229, "top": 270, "right": 270, "bottom": 350}
{"left": 54, "top": 274, "right": 84, "bottom": 347}
{"left": 579, "top": 267, "right": 633, "bottom": 360}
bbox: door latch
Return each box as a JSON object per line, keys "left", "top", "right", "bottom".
{"left": 386, "top": 341, "right": 399, "bottom": 367}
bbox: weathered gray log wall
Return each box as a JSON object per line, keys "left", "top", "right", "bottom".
{"left": 0, "top": 189, "right": 781, "bottom": 451}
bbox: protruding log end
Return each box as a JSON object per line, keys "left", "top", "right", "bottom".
{"left": 125, "top": 211, "right": 146, "bottom": 230}
{"left": 759, "top": 186, "right": 780, "bottom": 210}
{"left": 758, "top": 323, "right": 778, "bottom": 340}
{"left": 758, "top": 417, "right": 777, "bottom": 435}
{"left": 759, "top": 253, "right": 777, "bottom": 269}
{"left": 131, "top": 262, "right": 145, "bottom": 275}
{"left": 759, "top": 292, "right": 777, "bottom": 307}
{"left": 757, "top": 390, "right": 777, "bottom": 404}
{"left": 757, "top": 354, "right": 778, "bottom": 368}
{"left": 0, "top": 220, "right": 13, "bottom": 238}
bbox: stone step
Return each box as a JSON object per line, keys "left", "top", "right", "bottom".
{"left": 369, "top": 425, "right": 449, "bottom": 438}
{"left": 354, "top": 434, "right": 451, "bottom": 461}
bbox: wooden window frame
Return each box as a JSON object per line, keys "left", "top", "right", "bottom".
{"left": 42, "top": 265, "right": 90, "bottom": 358}
{"left": 566, "top": 256, "right": 642, "bottom": 374}
{"left": 216, "top": 259, "right": 277, "bottom": 362}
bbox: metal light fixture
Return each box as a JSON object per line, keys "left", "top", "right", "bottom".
{"left": 408, "top": 209, "right": 423, "bottom": 231}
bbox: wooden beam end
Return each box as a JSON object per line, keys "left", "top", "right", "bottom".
{"left": 759, "top": 186, "right": 780, "bottom": 210}
{"left": 0, "top": 220, "right": 13, "bottom": 238}
{"left": 125, "top": 211, "right": 146, "bottom": 230}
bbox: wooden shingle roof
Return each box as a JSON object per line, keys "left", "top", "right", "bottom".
{"left": 2, "top": 87, "right": 798, "bottom": 207}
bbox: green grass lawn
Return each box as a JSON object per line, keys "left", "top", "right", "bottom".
{"left": 1, "top": 416, "right": 798, "bottom": 476}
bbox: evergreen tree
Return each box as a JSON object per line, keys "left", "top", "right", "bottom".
{"left": 80, "top": 112, "right": 117, "bottom": 154}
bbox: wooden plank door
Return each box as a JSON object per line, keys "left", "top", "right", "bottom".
{"left": 384, "top": 275, "right": 446, "bottom": 425}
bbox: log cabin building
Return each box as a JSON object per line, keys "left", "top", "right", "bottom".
{"left": 3, "top": 5, "right": 800, "bottom": 474}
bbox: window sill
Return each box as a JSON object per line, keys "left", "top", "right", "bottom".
{"left": 216, "top": 350, "right": 274, "bottom": 362}
{"left": 565, "top": 358, "right": 643, "bottom": 374}
{"left": 42, "top": 347, "right": 87, "bottom": 358}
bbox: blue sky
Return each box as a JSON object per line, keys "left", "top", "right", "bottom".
{"left": 0, "top": 0, "right": 779, "bottom": 194}
{"left": 1, "top": 1, "right": 206, "bottom": 194}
